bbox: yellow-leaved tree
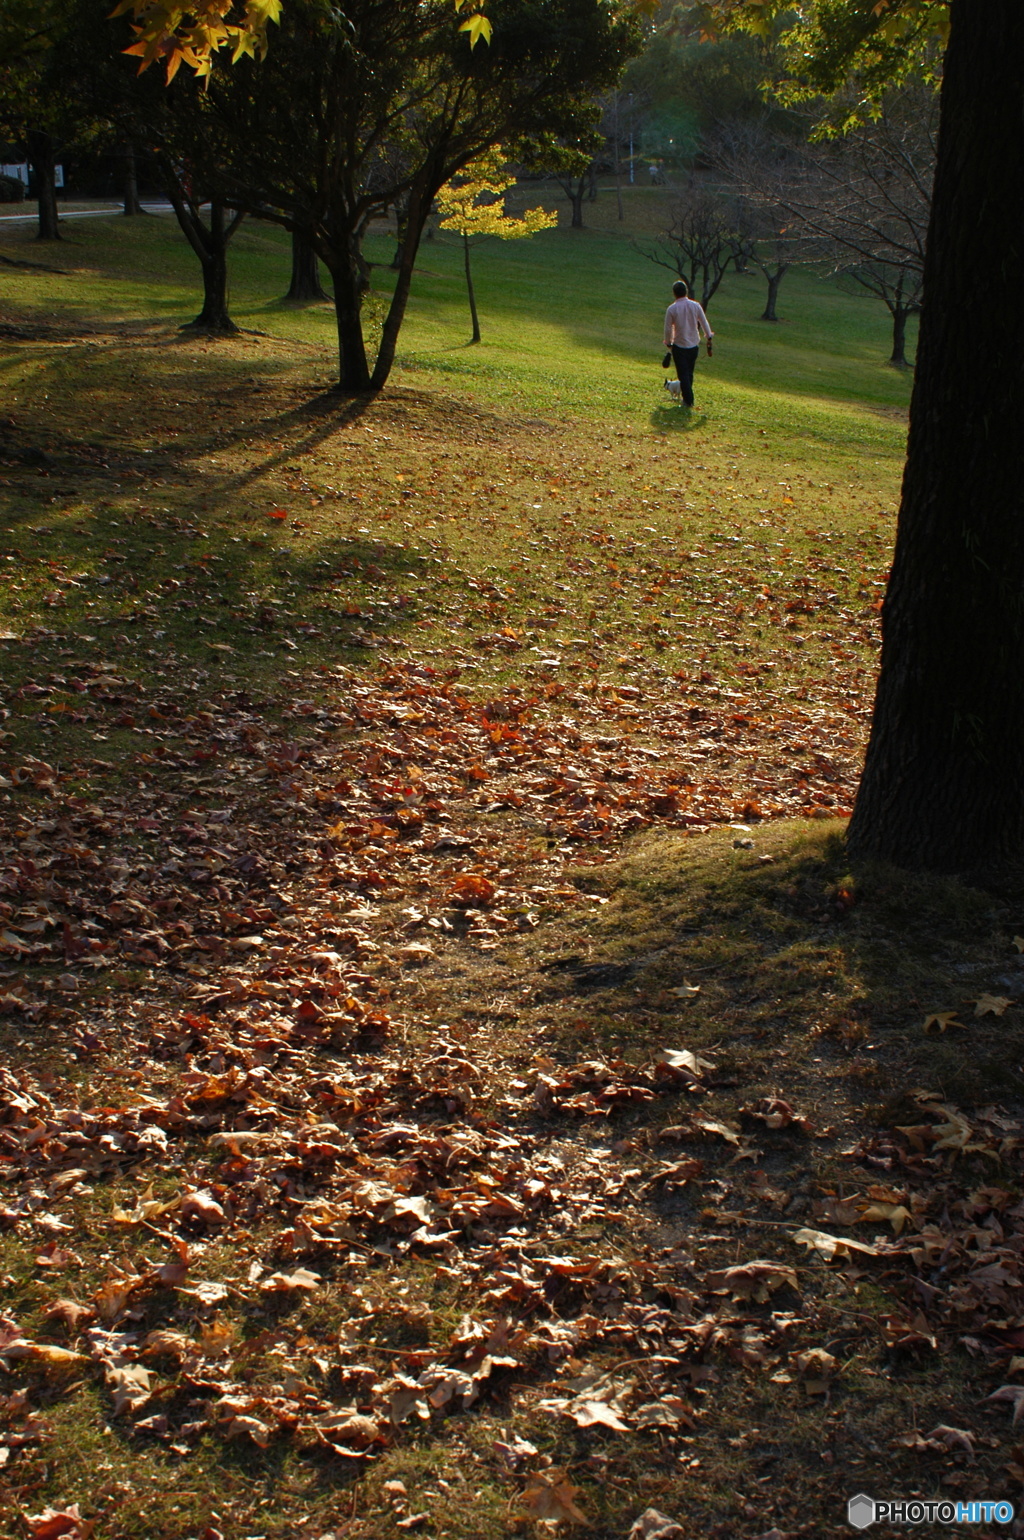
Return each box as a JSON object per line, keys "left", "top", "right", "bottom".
{"left": 437, "top": 148, "right": 556, "bottom": 343}
{"left": 113, "top": 0, "right": 490, "bottom": 82}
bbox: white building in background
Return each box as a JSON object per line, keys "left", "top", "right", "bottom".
{"left": 1, "top": 163, "right": 64, "bottom": 187}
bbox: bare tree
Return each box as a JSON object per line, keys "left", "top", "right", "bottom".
{"left": 712, "top": 122, "right": 834, "bottom": 322}
{"left": 635, "top": 180, "right": 740, "bottom": 309}
{"left": 719, "top": 93, "right": 935, "bottom": 362}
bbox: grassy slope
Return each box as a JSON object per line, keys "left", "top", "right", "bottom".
{"left": 6, "top": 200, "right": 1022, "bottom": 1540}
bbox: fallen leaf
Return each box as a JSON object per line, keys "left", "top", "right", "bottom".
{"left": 974, "top": 994, "right": 1013, "bottom": 1017}
{"left": 793, "top": 1228, "right": 880, "bottom": 1261}
{"left": 656, "top": 1047, "right": 715, "bottom": 1082}
{"left": 922, "top": 1010, "right": 965, "bottom": 1034}
{"left": 705, "top": 1260, "right": 798, "bottom": 1303}
{"left": 570, "top": 1399, "right": 630, "bottom": 1431}
{"left": 987, "top": 1385, "right": 1024, "bottom": 1425}
{"left": 0, "top": 1340, "right": 88, "bottom": 1370}
{"left": 519, "top": 1468, "right": 588, "bottom": 1526}
{"left": 629, "top": 1512, "right": 685, "bottom": 1540}
{"left": 449, "top": 873, "right": 496, "bottom": 908}
{"left": 858, "top": 1201, "right": 912, "bottom": 1235}
{"left": 106, "top": 1363, "right": 152, "bottom": 1415}
{"left": 927, "top": 1424, "right": 975, "bottom": 1459}
{"left": 259, "top": 1268, "right": 321, "bottom": 1293}
{"left": 23, "top": 1507, "right": 92, "bottom": 1540}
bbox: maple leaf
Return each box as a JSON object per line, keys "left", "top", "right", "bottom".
{"left": 519, "top": 1469, "right": 589, "bottom": 1526}
{"left": 225, "top": 1414, "right": 273, "bottom": 1446}
{"left": 0, "top": 1339, "right": 88, "bottom": 1371}
{"left": 974, "top": 993, "right": 1013, "bottom": 1017}
{"left": 922, "top": 1010, "right": 965, "bottom": 1033}
{"left": 570, "top": 1399, "right": 630, "bottom": 1431}
{"left": 857, "top": 1200, "right": 912, "bottom": 1235}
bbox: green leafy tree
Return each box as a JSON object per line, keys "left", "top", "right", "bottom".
{"left": 703, "top": 0, "right": 1024, "bottom": 874}
{"left": 0, "top": 0, "right": 87, "bottom": 238}
{"left": 437, "top": 147, "right": 556, "bottom": 342}
{"left": 155, "top": 0, "right": 639, "bottom": 391}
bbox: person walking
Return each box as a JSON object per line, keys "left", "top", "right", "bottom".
{"left": 663, "top": 280, "right": 713, "bottom": 408}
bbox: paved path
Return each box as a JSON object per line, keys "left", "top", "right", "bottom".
{"left": 0, "top": 202, "right": 176, "bottom": 224}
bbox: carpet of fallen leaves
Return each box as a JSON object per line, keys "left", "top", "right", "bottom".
{"left": 2, "top": 333, "right": 1024, "bottom": 1538}
{"left": 3, "top": 656, "right": 1024, "bottom": 1538}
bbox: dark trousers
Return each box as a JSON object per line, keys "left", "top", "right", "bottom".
{"left": 671, "top": 343, "right": 699, "bottom": 406}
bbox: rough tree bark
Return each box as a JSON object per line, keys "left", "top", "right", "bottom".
{"left": 285, "top": 227, "right": 327, "bottom": 302}
{"left": 27, "top": 131, "right": 60, "bottom": 241}
{"left": 847, "top": 0, "right": 1024, "bottom": 872}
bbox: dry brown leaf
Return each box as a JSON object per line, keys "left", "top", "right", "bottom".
{"left": 23, "top": 1507, "right": 94, "bottom": 1540}
{"left": 705, "top": 1260, "right": 798, "bottom": 1303}
{"left": 793, "top": 1228, "right": 880, "bottom": 1261}
{"left": 226, "top": 1414, "right": 273, "bottom": 1446}
{"left": 105, "top": 1363, "right": 152, "bottom": 1415}
{"left": 519, "top": 1468, "right": 588, "bottom": 1527}
{"left": 259, "top": 1268, "right": 321, "bottom": 1293}
{"left": 631, "top": 1398, "right": 696, "bottom": 1431}
{"left": 986, "top": 1385, "right": 1024, "bottom": 1425}
{"left": 974, "top": 994, "right": 1013, "bottom": 1017}
{"left": 857, "top": 1201, "right": 912, "bottom": 1235}
{"left": 629, "top": 1512, "right": 685, "bottom": 1540}
{"left": 1, "top": 1340, "right": 88, "bottom": 1370}
{"left": 922, "top": 1010, "right": 965, "bottom": 1034}
{"left": 656, "top": 1047, "right": 715, "bottom": 1081}
{"left": 927, "top": 1424, "right": 976, "bottom": 1458}
{"left": 570, "top": 1399, "right": 630, "bottom": 1431}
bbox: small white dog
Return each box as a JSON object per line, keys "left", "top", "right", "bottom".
{"left": 664, "top": 377, "right": 682, "bottom": 401}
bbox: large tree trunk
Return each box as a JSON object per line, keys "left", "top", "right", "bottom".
{"left": 760, "top": 265, "right": 787, "bottom": 322}
{"left": 189, "top": 203, "right": 240, "bottom": 333}
{"left": 847, "top": 0, "right": 1024, "bottom": 872}
{"left": 330, "top": 259, "right": 372, "bottom": 391}
{"left": 122, "top": 145, "right": 143, "bottom": 216}
{"left": 285, "top": 228, "right": 327, "bottom": 303}
{"left": 463, "top": 232, "right": 481, "bottom": 344}
{"left": 27, "top": 131, "right": 60, "bottom": 241}
{"left": 570, "top": 184, "right": 584, "bottom": 228}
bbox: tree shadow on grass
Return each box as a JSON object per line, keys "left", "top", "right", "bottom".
{"left": 532, "top": 821, "right": 1024, "bottom": 1116}
{"left": 649, "top": 406, "right": 708, "bottom": 433}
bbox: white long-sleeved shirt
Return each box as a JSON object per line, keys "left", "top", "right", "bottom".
{"left": 664, "top": 297, "right": 713, "bottom": 348}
